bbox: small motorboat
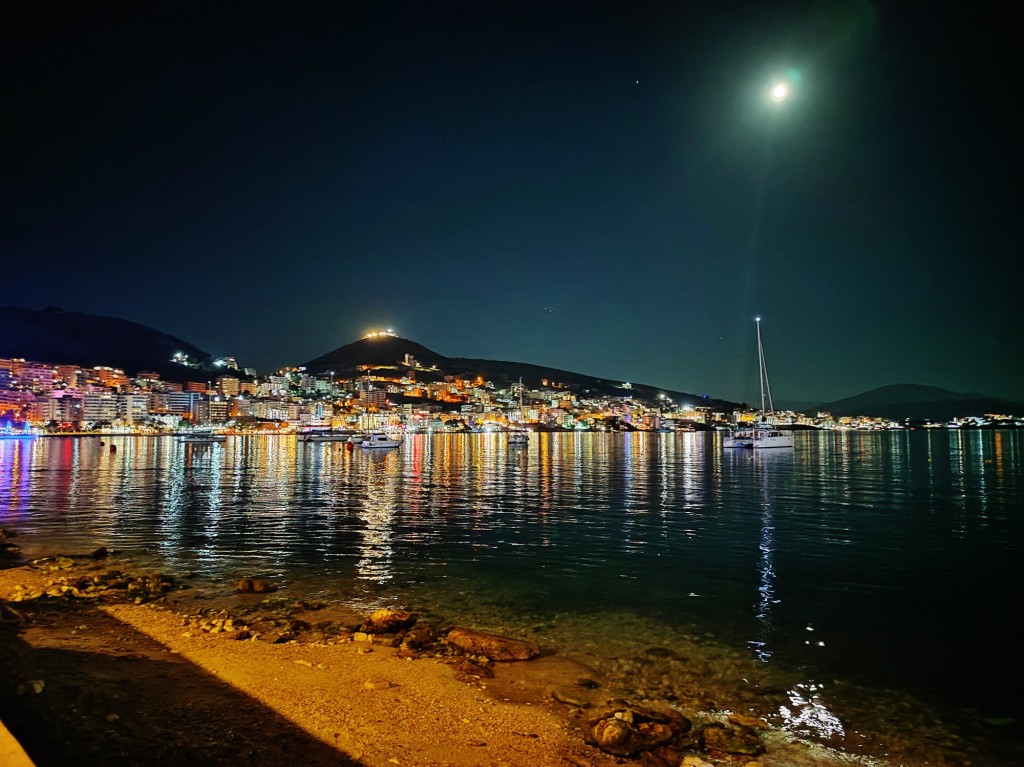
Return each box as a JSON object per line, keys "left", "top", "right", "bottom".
{"left": 508, "top": 429, "right": 529, "bottom": 445}
{"left": 298, "top": 431, "right": 351, "bottom": 442}
{"left": 177, "top": 429, "right": 228, "bottom": 444}
{"left": 360, "top": 433, "right": 402, "bottom": 449}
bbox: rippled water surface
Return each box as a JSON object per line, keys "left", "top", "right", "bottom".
{"left": 2, "top": 430, "right": 1021, "bottom": 766}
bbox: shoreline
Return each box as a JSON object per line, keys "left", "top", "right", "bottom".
{"left": 0, "top": 548, "right": 882, "bottom": 767}
{"left": 5, "top": 553, "right": 608, "bottom": 767}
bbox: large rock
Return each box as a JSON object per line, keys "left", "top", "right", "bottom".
{"left": 582, "top": 706, "right": 692, "bottom": 758}
{"left": 361, "top": 607, "right": 417, "bottom": 634}
{"left": 397, "top": 624, "right": 437, "bottom": 658}
{"left": 236, "top": 577, "right": 278, "bottom": 594}
{"left": 444, "top": 627, "right": 540, "bottom": 661}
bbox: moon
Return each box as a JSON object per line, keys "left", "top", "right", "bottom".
{"left": 771, "top": 82, "right": 789, "bottom": 102}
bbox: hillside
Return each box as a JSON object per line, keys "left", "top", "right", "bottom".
{"left": 0, "top": 308, "right": 739, "bottom": 411}
{"left": 15, "top": 307, "right": 1014, "bottom": 422}
{"left": 305, "top": 336, "right": 448, "bottom": 371}
{"left": 817, "top": 384, "right": 1024, "bottom": 421}
{"left": 0, "top": 306, "right": 217, "bottom": 383}
{"left": 304, "top": 335, "right": 739, "bottom": 411}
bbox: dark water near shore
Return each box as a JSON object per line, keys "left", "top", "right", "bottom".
{"left": 2, "top": 430, "right": 1021, "bottom": 766}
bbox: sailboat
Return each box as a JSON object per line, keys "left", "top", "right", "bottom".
{"left": 508, "top": 378, "right": 530, "bottom": 445}
{"left": 723, "top": 317, "right": 794, "bottom": 450}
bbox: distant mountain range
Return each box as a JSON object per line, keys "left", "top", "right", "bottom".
{"left": 2, "top": 307, "right": 1021, "bottom": 420}
{"left": 812, "top": 384, "right": 1024, "bottom": 422}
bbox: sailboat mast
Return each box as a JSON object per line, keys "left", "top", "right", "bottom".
{"left": 756, "top": 317, "right": 766, "bottom": 416}
{"left": 755, "top": 316, "right": 776, "bottom": 416}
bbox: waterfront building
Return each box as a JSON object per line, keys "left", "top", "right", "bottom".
{"left": 215, "top": 375, "right": 240, "bottom": 396}
{"left": 117, "top": 394, "right": 148, "bottom": 425}
{"left": 0, "top": 390, "right": 31, "bottom": 421}
{"left": 267, "top": 375, "right": 289, "bottom": 396}
{"left": 189, "top": 398, "right": 211, "bottom": 425}
{"left": 229, "top": 397, "right": 251, "bottom": 419}
{"left": 0, "top": 358, "right": 26, "bottom": 376}
{"left": 208, "top": 397, "right": 229, "bottom": 423}
{"left": 81, "top": 392, "right": 118, "bottom": 423}
{"left": 20, "top": 364, "right": 58, "bottom": 393}
{"left": 360, "top": 388, "right": 388, "bottom": 408}
{"left": 248, "top": 399, "right": 295, "bottom": 422}
{"left": 28, "top": 393, "right": 82, "bottom": 425}
{"left": 90, "top": 366, "right": 129, "bottom": 389}
{"left": 55, "top": 365, "right": 80, "bottom": 387}
{"left": 147, "top": 393, "right": 169, "bottom": 415}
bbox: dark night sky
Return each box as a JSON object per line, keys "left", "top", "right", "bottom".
{"left": 4, "top": 1, "right": 1021, "bottom": 404}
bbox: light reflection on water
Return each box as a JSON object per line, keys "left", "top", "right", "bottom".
{"left": 1, "top": 430, "right": 1022, "bottom": 766}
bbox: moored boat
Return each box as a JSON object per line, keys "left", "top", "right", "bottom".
{"left": 508, "top": 378, "right": 530, "bottom": 445}
{"left": 723, "top": 422, "right": 793, "bottom": 449}
{"left": 724, "top": 317, "right": 793, "bottom": 450}
{"left": 360, "top": 432, "right": 402, "bottom": 449}
{"left": 723, "top": 425, "right": 754, "bottom": 449}
{"left": 177, "top": 429, "right": 227, "bottom": 444}
{"left": 0, "top": 425, "right": 38, "bottom": 439}
{"left": 298, "top": 430, "right": 352, "bottom": 442}
{"left": 508, "top": 430, "right": 529, "bottom": 445}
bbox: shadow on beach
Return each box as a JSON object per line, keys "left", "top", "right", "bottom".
{"left": 0, "top": 595, "right": 362, "bottom": 767}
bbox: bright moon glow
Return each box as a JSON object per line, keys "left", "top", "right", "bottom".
{"left": 771, "top": 82, "right": 788, "bottom": 102}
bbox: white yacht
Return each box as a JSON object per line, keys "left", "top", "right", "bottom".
{"left": 298, "top": 430, "right": 351, "bottom": 442}
{"left": 177, "top": 429, "right": 227, "bottom": 444}
{"left": 508, "top": 430, "right": 529, "bottom": 445}
{"left": 360, "top": 433, "right": 402, "bottom": 449}
{"left": 724, "top": 317, "right": 794, "bottom": 450}
{"left": 724, "top": 421, "right": 793, "bottom": 450}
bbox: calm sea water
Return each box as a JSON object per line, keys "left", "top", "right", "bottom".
{"left": 1, "top": 430, "right": 1021, "bottom": 766}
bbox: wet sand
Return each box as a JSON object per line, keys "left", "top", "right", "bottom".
{"left": 0, "top": 553, "right": 951, "bottom": 767}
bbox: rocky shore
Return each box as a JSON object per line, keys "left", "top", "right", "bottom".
{"left": 0, "top": 528, "right": 912, "bottom": 767}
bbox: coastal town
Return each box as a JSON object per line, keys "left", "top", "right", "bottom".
{"left": 2, "top": 337, "right": 1018, "bottom": 437}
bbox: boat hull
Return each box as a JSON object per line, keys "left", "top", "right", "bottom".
{"left": 724, "top": 318, "right": 794, "bottom": 450}
{"left": 724, "top": 426, "right": 793, "bottom": 450}
{"left": 360, "top": 433, "right": 402, "bottom": 449}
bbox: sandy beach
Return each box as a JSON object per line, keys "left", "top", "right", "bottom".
{"left": 0, "top": 548, "right": 892, "bottom": 767}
